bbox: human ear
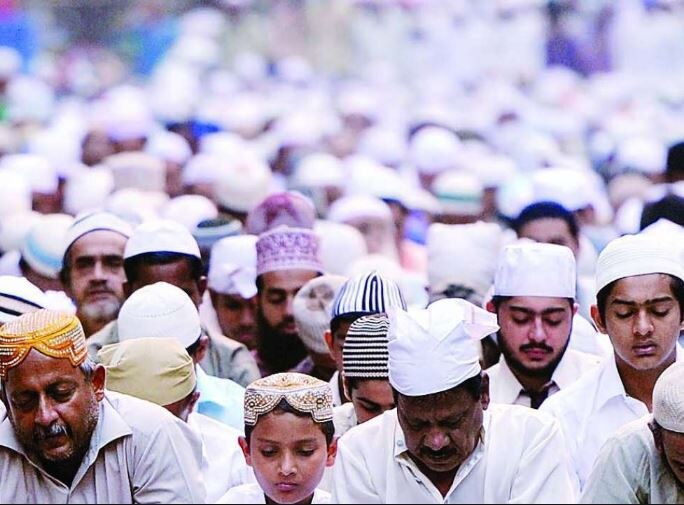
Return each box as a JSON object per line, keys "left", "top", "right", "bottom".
{"left": 591, "top": 305, "right": 607, "bottom": 335}
{"left": 92, "top": 365, "right": 106, "bottom": 402}
{"left": 326, "top": 438, "right": 338, "bottom": 467}
{"left": 238, "top": 436, "right": 253, "bottom": 466}
{"left": 480, "top": 372, "right": 490, "bottom": 411}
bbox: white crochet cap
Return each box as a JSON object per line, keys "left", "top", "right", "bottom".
{"left": 653, "top": 362, "right": 684, "bottom": 433}
{"left": 409, "top": 126, "right": 462, "bottom": 175}
{"left": 124, "top": 219, "right": 201, "bottom": 260}
{"left": 161, "top": 195, "right": 218, "bottom": 231}
{"left": 118, "top": 282, "right": 202, "bottom": 348}
{"left": 21, "top": 214, "right": 74, "bottom": 278}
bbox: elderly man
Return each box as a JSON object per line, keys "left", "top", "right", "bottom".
{"left": 99, "top": 337, "right": 254, "bottom": 502}
{"left": 60, "top": 212, "right": 132, "bottom": 338}
{"left": 0, "top": 310, "right": 205, "bottom": 503}
{"left": 486, "top": 242, "right": 600, "bottom": 409}
{"left": 87, "top": 219, "right": 260, "bottom": 387}
{"left": 325, "top": 271, "right": 407, "bottom": 405}
{"left": 581, "top": 362, "right": 684, "bottom": 503}
{"left": 253, "top": 226, "right": 323, "bottom": 376}
{"left": 331, "top": 299, "right": 576, "bottom": 503}
{"left": 542, "top": 234, "right": 684, "bottom": 490}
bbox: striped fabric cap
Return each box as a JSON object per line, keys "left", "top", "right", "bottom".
{"left": 331, "top": 271, "right": 406, "bottom": 319}
{"left": 343, "top": 314, "right": 389, "bottom": 379}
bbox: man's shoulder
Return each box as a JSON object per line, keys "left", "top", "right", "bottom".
{"left": 488, "top": 403, "right": 560, "bottom": 434}
{"left": 104, "top": 391, "right": 183, "bottom": 436}
{"left": 541, "top": 359, "right": 606, "bottom": 417}
{"left": 87, "top": 321, "right": 119, "bottom": 359}
{"left": 339, "top": 409, "right": 396, "bottom": 452}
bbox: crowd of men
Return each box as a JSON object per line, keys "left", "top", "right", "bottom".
{"left": 0, "top": 0, "right": 684, "bottom": 503}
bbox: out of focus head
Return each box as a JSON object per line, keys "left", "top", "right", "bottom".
{"left": 651, "top": 362, "right": 684, "bottom": 486}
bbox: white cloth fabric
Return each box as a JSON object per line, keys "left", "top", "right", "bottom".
{"left": 653, "top": 362, "right": 684, "bottom": 433}
{"left": 580, "top": 417, "right": 684, "bottom": 504}
{"left": 328, "top": 371, "right": 344, "bottom": 408}
{"left": 0, "top": 276, "right": 47, "bottom": 323}
{"left": 494, "top": 242, "right": 576, "bottom": 298}
{"left": 0, "top": 391, "right": 206, "bottom": 503}
{"left": 124, "top": 219, "right": 201, "bottom": 260}
{"left": 187, "top": 412, "right": 254, "bottom": 503}
{"left": 595, "top": 234, "right": 684, "bottom": 293}
{"left": 330, "top": 405, "right": 576, "bottom": 504}
{"left": 541, "top": 347, "right": 684, "bottom": 491}
{"left": 332, "top": 401, "right": 358, "bottom": 438}
{"left": 118, "top": 282, "right": 201, "bottom": 348}
{"left": 21, "top": 214, "right": 74, "bottom": 279}
{"left": 217, "top": 482, "right": 331, "bottom": 504}
{"left": 388, "top": 299, "right": 499, "bottom": 397}
{"left": 208, "top": 235, "right": 258, "bottom": 298}
{"left": 486, "top": 349, "right": 601, "bottom": 408}
{"left": 63, "top": 211, "right": 132, "bottom": 259}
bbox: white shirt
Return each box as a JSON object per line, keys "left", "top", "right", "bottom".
{"left": 331, "top": 405, "right": 576, "bottom": 504}
{"left": 332, "top": 402, "right": 357, "bottom": 438}
{"left": 487, "top": 349, "right": 601, "bottom": 408}
{"left": 580, "top": 416, "right": 684, "bottom": 504}
{"left": 541, "top": 348, "right": 683, "bottom": 491}
{"left": 329, "top": 371, "right": 344, "bottom": 407}
{"left": 187, "top": 413, "right": 255, "bottom": 503}
{"left": 217, "top": 482, "right": 331, "bottom": 504}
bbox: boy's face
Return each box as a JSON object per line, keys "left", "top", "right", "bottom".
{"left": 239, "top": 411, "right": 336, "bottom": 504}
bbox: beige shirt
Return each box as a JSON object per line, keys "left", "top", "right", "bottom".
{"left": 331, "top": 405, "right": 576, "bottom": 504}
{"left": 0, "top": 391, "right": 206, "bottom": 503}
{"left": 581, "top": 417, "right": 684, "bottom": 504}
{"left": 487, "top": 349, "right": 601, "bottom": 408}
{"left": 87, "top": 320, "right": 260, "bottom": 387}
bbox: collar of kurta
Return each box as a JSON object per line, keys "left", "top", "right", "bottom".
{"left": 0, "top": 392, "right": 133, "bottom": 479}
{"left": 594, "top": 344, "right": 684, "bottom": 412}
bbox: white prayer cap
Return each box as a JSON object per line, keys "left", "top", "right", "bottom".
{"left": 118, "top": 282, "right": 201, "bottom": 348}
{"left": 0, "top": 171, "right": 31, "bottom": 216}
{"left": 496, "top": 175, "right": 535, "bottom": 220}
{"left": 347, "top": 159, "right": 410, "bottom": 205}
{"left": 198, "top": 131, "right": 247, "bottom": 157}
{"left": 208, "top": 235, "right": 258, "bottom": 298}
{"left": 641, "top": 219, "right": 684, "bottom": 243}
{"left": 388, "top": 299, "right": 499, "bottom": 397}
{"left": 314, "top": 220, "right": 368, "bottom": 276}
{"left": 403, "top": 187, "right": 441, "bottom": 214}
{"left": 124, "top": 219, "right": 201, "bottom": 260}
{"left": 0, "top": 46, "right": 21, "bottom": 79}
{"left": 169, "top": 35, "right": 220, "bottom": 69}
{"left": 105, "top": 152, "right": 166, "bottom": 193}
{"left": 26, "top": 129, "right": 81, "bottom": 178}
{"left": 532, "top": 167, "right": 593, "bottom": 211}
{"left": 179, "top": 8, "right": 227, "bottom": 39}
{"left": 596, "top": 234, "right": 684, "bottom": 293}
{"left": 293, "top": 275, "right": 347, "bottom": 355}
{"left": 494, "top": 242, "right": 577, "bottom": 298}
{"left": 327, "top": 195, "right": 393, "bottom": 224}
{"left": 432, "top": 171, "right": 484, "bottom": 216}
{"left": 145, "top": 130, "right": 193, "bottom": 166}
{"left": 63, "top": 166, "right": 115, "bottom": 216}
{"left": 161, "top": 195, "right": 218, "bottom": 231}
{"left": 409, "top": 126, "right": 462, "bottom": 175}
{"left": 0, "top": 276, "right": 47, "bottom": 323}
{"left": 653, "top": 362, "right": 684, "bottom": 434}
{"left": 428, "top": 222, "right": 505, "bottom": 302}
{"left": 104, "top": 189, "right": 166, "bottom": 226}
{"left": 216, "top": 152, "right": 273, "bottom": 214}
{"left": 0, "top": 211, "right": 40, "bottom": 253}
{"left": 615, "top": 137, "right": 666, "bottom": 175}
{"left": 220, "top": 92, "right": 268, "bottom": 139}
{"left": 6, "top": 76, "right": 55, "bottom": 123}
{"left": 256, "top": 226, "right": 322, "bottom": 277}
{"left": 182, "top": 154, "right": 223, "bottom": 186}
{"left": 0, "top": 154, "right": 58, "bottom": 194}
{"left": 293, "top": 153, "right": 345, "bottom": 189}
{"left": 21, "top": 214, "right": 75, "bottom": 279}
{"left": 357, "top": 126, "right": 407, "bottom": 168}
{"left": 473, "top": 155, "right": 518, "bottom": 190}
{"left": 63, "top": 211, "right": 132, "bottom": 262}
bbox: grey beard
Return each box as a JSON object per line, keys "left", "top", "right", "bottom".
{"left": 80, "top": 298, "right": 121, "bottom": 326}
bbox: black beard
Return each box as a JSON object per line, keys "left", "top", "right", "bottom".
{"left": 256, "top": 310, "right": 308, "bottom": 374}
{"left": 498, "top": 330, "right": 570, "bottom": 380}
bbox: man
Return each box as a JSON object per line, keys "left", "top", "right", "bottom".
{"left": 206, "top": 235, "right": 259, "bottom": 349}
{"left": 254, "top": 226, "right": 323, "bottom": 376}
{"left": 326, "top": 270, "right": 407, "bottom": 405}
{"left": 541, "top": 233, "right": 684, "bottom": 490}
{"left": 87, "top": 219, "right": 260, "bottom": 387}
{"left": 115, "top": 282, "right": 245, "bottom": 430}
{"left": 99, "top": 337, "right": 255, "bottom": 502}
{"left": 60, "top": 211, "right": 132, "bottom": 338}
{"left": 581, "top": 362, "right": 684, "bottom": 503}
{"left": 0, "top": 309, "right": 205, "bottom": 503}
{"left": 292, "top": 274, "right": 347, "bottom": 381}
{"left": 333, "top": 313, "right": 395, "bottom": 437}
{"left": 486, "top": 242, "right": 600, "bottom": 408}
{"left": 331, "top": 298, "right": 576, "bottom": 503}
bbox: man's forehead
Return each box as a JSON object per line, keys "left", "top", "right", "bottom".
{"left": 5, "top": 349, "right": 81, "bottom": 390}
{"left": 71, "top": 230, "right": 127, "bottom": 255}
{"left": 399, "top": 391, "right": 472, "bottom": 418}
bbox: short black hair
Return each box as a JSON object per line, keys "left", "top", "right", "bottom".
{"left": 124, "top": 252, "right": 203, "bottom": 285}
{"left": 513, "top": 201, "right": 579, "bottom": 239}
{"left": 394, "top": 373, "right": 483, "bottom": 404}
{"left": 640, "top": 195, "right": 684, "bottom": 230}
{"left": 491, "top": 295, "right": 574, "bottom": 311}
{"left": 596, "top": 275, "right": 684, "bottom": 323}
{"left": 244, "top": 398, "right": 335, "bottom": 446}
{"left": 330, "top": 312, "right": 367, "bottom": 338}
{"left": 666, "top": 141, "right": 684, "bottom": 183}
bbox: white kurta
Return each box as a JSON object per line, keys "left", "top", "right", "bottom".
{"left": 0, "top": 391, "right": 206, "bottom": 503}
{"left": 216, "top": 482, "right": 331, "bottom": 504}
{"left": 188, "top": 413, "right": 255, "bottom": 503}
{"left": 330, "top": 405, "right": 576, "bottom": 504}
{"left": 541, "top": 348, "right": 683, "bottom": 491}
{"left": 332, "top": 402, "right": 357, "bottom": 438}
{"left": 580, "top": 417, "right": 684, "bottom": 504}
{"left": 487, "top": 349, "right": 601, "bottom": 408}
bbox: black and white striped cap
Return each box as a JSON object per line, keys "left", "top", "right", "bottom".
{"left": 331, "top": 271, "right": 406, "bottom": 319}
{"left": 343, "top": 314, "right": 389, "bottom": 379}
{"left": 0, "top": 276, "right": 46, "bottom": 324}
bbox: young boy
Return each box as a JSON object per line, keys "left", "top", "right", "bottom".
{"left": 219, "top": 373, "right": 337, "bottom": 504}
